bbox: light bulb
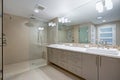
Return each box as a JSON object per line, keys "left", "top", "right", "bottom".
{"left": 48, "top": 23, "right": 50, "bottom": 26}
{"left": 96, "top": 1, "right": 104, "bottom": 13}
{"left": 105, "top": 0, "right": 113, "bottom": 10}
{"left": 61, "top": 17, "right": 65, "bottom": 23}
{"left": 52, "top": 23, "right": 54, "bottom": 27}
{"left": 58, "top": 18, "right": 62, "bottom": 22}
{"left": 38, "top": 27, "right": 44, "bottom": 31}
{"left": 64, "top": 18, "right": 68, "bottom": 23}
{"left": 34, "top": 8, "right": 39, "bottom": 13}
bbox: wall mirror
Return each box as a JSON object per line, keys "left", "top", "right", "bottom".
{"left": 58, "top": 0, "right": 120, "bottom": 46}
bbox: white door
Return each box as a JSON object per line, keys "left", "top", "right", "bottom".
{"left": 82, "top": 54, "right": 98, "bottom": 80}
{"left": 99, "top": 56, "right": 120, "bottom": 80}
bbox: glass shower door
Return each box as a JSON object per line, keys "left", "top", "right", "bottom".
{"left": 29, "top": 22, "right": 47, "bottom": 70}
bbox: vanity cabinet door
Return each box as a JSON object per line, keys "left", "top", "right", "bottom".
{"left": 48, "top": 48, "right": 54, "bottom": 62}
{"left": 99, "top": 56, "right": 120, "bottom": 80}
{"left": 48, "top": 48, "right": 59, "bottom": 64}
{"left": 52, "top": 49, "right": 62, "bottom": 64}
{"left": 82, "top": 54, "right": 98, "bottom": 80}
{"left": 57, "top": 50, "right": 68, "bottom": 69}
{"left": 67, "top": 51, "right": 82, "bottom": 76}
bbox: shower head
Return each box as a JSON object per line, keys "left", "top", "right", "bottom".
{"left": 25, "top": 22, "right": 35, "bottom": 27}
{"left": 25, "top": 15, "right": 39, "bottom": 27}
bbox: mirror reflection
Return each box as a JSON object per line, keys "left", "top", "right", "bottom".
{"left": 58, "top": 0, "right": 120, "bottom": 46}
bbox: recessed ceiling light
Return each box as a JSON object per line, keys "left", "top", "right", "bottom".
{"left": 97, "top": 16, "right": 103, "bottom": 19}
{"left": 102, "top": 20, "right": 106, "bottom": 22}
{"left": 34, "top": 9, "right": 39, "bottom": 13}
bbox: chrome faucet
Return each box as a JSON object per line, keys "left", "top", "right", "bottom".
{"left": 98, "top": 40, "right": 108, "bottom": 48}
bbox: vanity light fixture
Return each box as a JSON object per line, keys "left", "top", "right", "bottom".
{"left": 58, "top": 17, "right": 71, "bottom": 23}
{"left": 48, "top": 22, "right": 56, "bottom": 27}
{"left": 96, "top": 1, "right": 104, "bottom": 13}
{"left": 105, "top": 0, "right": 113, "bottom": 10}
{"left": 96, "top": 0, "right": 113, "bottom": 13}
{"left": 38, "top": 27, "right": 44, "bottom": 31}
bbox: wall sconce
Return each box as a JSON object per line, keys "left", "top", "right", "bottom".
{"left": 58, "top": 17, "right": 71, "bottom": 23}
{"left": 48, "top": 22, "right": 56, "bottom": 27}
{"left": 38, "top": 27, "right": 44, "bottom": 31}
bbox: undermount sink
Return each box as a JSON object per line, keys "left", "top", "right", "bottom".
{"left": 86, "top": 47, "right": 119, "bottom": 55}
{"left": 49, "top": 44, "right": 120, "bottom": 55}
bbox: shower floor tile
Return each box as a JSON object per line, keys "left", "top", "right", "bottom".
{"left": 4, "top": 59, "right": 47, "bottom": 79}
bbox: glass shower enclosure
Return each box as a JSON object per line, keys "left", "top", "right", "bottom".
{"left": 28, "top": 21, "right": 48, "bottom": 69}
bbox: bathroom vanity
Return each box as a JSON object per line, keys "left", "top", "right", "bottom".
{"left": 47, "top": 44, "right": 120, "bottom": 80}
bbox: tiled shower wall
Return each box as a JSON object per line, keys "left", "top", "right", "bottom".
{"left": 3, "top": 14, "right": 48, "bottom": 65}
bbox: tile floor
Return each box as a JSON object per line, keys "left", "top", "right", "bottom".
{"left": 4, "top": 59, "right": 47, "bottom": 79}
{"left": 4, "top": 65, "right": 84, "bottom": 80}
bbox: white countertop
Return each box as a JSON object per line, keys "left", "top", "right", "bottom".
{"left": 47, "top": 44, "right": 120, "bottom": 59}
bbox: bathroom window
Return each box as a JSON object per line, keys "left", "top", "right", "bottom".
{"left": 98, "top": 24, "right": 116, "bottom": 45}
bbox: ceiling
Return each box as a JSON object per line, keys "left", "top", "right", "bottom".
{"left": 3, "top": 0, "right": 120, "bottom": 24}
{"left": 65, "top": 0, "right": 120, "bottom": 25}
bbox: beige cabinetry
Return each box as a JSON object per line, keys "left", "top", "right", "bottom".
{"left": 82, "top": 54, "right": 98, "bottom": 80}
{"left": 99, "top": 56, "right": 120, "bottom": 80}
{"left": 82, "top": 54, "right": 120, "bottom": 80}
{"left": 66, "top": 51, "right": 82, "bottom": 76}
{"left": 48, "top": 48, "right": 82, "bottom": 77}
{"left": 47, "top": 47, "right": 120, "bottom": 80}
